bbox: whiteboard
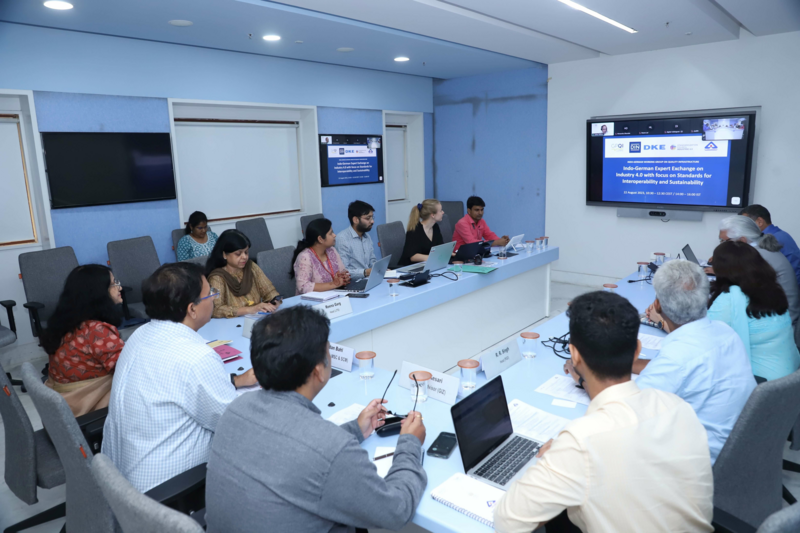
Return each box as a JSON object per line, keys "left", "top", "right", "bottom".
{"left": 174, "top": 122, "right": 301, "bottom": 221}
{"left": 0, "top": 120, "right": 36, "bottom": 245}
{"left": 385, "top": 127, "right": 407, "bottom": 201}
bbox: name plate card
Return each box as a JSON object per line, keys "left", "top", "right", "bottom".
{"left": 329, "top": 342, "right": 354, "bottom": 372}
{"left": 481, "top": 339, "right": 523, "bottom": 380}
{"left": 313, "top": 297, "right": 353, "bottom": 320}
{"left": 398, "top": 361, "right": 460, "bottom": 405}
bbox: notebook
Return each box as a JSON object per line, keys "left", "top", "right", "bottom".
{"left": 431, "top": 473, "right": 505, "bottom": 527}
{"left": 300, "top": 291, "right": 343, "bottom": 302}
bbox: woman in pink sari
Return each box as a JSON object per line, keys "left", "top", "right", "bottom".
{"left": 291, "top": 218, "right": 351, "bottom": 295}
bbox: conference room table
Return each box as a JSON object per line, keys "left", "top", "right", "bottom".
{"left": 199, "top": 266, "right": 663, "bottom": 533}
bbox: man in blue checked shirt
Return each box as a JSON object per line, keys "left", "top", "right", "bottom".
{"left": 335, "top": 200, "right": 379, "bottom": 281}
{"left": 103, "top": 262, "right": 258, "bottom": 492}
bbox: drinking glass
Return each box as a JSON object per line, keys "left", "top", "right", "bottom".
{"left": 498, "top": 247, "right": 508, "bottom": 260}
{"left": 525, "top": 241, "right": 535, "bottom": 254}
{"left": 409, "top": 371, "right": 431, "bottom": 402}
{"left": 387, "top": 279, "right": 401, "bottom": 297}
{"left": 536, "top": 238, "right": 544, "bottom": 251}
{"left": 541, "top": 236, "right": 549, "bottom": 248}
{"left": 457, "top": 359, "right": 479, "bottom": 392}
{"left": 451, "top": 261, "right": 463, "bottom": 277}
{"left": 637, "top": 262, "right": 649, "bottom": 278}
{"left": 520, "top": 332, "right": 540, "bottom": 359}
{"left": 654, "top": 253, "right": 666, "bottom": 266}
{"left": 355, "top": 351, "right": 376, "bottom": 379}
{"left": 603, "top": 284, "right": 618, "bottom": 293}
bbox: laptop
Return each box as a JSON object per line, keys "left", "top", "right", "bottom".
{"left": 505, "top": 233, "right": 525, "bottom": 253}
{"left": 682, "top": 244, "right": 710, "bottom": 268}
{"left": 397, "top": 241, "right": 456, "bottom": 274}
{"left": 335, "top": 255, "right": 392, "bottom": 293}
{"left": 451, "top": 376, "right": 543, "bottom": 491}
{"left": 453, "top": 241, "right": 492, "bottom": 262}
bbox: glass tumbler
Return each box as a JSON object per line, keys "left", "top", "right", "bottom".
{"left": 541, "top": 236, "right": 549, "bottom": 248}
{"left": 654, "top": 253, "right": 666, "bottom": 266}
{"left": 520, "top": 332, "right": 540, "bottom": 359}
{"left": 355, "top": 351, "right": 376, "bottom": 379}
{"left": 603, "top": 283, "right": 618, "bottom": 293}
{"left": 409, "top": 371, "right": 431, "bottom": 403}
{"left": 387, "top": 279, "right": 401, "bottom": 297}
{"left": 498, "top": 247, "right": 507, "bottom": 260}
{"left": 638, "top": 262, "right": 649, "bottom": 278}
{"left": 451, "top": 261, "right": 463, "bottom": 277}
{"left": 525, "top": 241, "right": 535, "bottom": 254}
{"left": 457, "top": 359, "right": 479, "bottom": 392}
{"left": 536, "top": 237, "right": 544, "bottom": 251}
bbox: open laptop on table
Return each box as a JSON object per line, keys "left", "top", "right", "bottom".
{"left": 397, "top": 241, "right": 456, "bottom": 274}
{"left": 451, "top": 376, "right": 543, "bottom": 490}
{"left": 335, "top": 255, "right": 392, "bottom": 293}
{"left": 453, "top": 241, "right": 492, "bottom": 263}
{"left": 505, "top": 233, "right": 524, "bottom": 254}
{"left": 682, "top": 244, "right": 713, "bottom": 275}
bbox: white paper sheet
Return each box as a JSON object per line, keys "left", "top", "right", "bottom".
{"left": 373, "top": 446, "right": 395, "bottom": 478}
{"left": 551, "top": 399, "right": 577, "bottom": 409}
{"left": 638, "top": 332, "right": 664, "bottom": 351}
{"left": 534, "top": 375, "right": 591, "bottom": 406}
{"left": 326, "top": 403, "right": 365, "bottom": 425}
{"left": 509, "top": 399, "right": 571, "bottom": 442}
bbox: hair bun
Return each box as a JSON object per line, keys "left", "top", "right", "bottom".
{"left": 417, "top": 203, "right": 423, "bottom": 210}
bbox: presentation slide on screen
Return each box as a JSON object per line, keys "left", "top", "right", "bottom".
{"left": 327, "top": 145, "right": 382, "bottom": 186}
{"left": 602, "top": 135, "right": 734, "bottom": 206}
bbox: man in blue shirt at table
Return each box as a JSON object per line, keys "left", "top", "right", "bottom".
{"left": 336, "top": 200, "right": 379, "bottom": 280}
{"left": 636, "top": 259, "right": 757, "bottom": 463}
{"left": 204, "top": 305, "right": 427, "bottom": 533}
{"left": 740, "top": 204, "right": 800, "bottom": 286}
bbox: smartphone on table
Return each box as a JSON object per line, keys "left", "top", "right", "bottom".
{"left": 427, "top": 432, "right": 457, "bottom": 459}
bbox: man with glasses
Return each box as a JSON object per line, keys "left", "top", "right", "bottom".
{"left": 103, "top": 262, "right": 257, "bottom": 492}
{"left": 336, "top": 200, "right": 379, "bottom": 280}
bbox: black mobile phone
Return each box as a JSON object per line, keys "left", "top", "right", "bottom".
{"left": 347, "top": 293, "right": 370, "bottom": 298}
{"left": 427, "top": 432, "right": 457, "bottom": 459}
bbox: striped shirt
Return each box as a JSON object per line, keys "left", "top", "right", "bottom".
{"left": 335, "top": 226, "right": 378, "bottom": 280}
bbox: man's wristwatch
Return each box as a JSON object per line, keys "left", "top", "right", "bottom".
{"left": 230, "top": 373, "right": 237, "bottom": 388}
{"left": 577, "top": 376, "right": 585, "bottom": 389}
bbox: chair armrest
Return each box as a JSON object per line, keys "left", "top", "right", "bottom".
{"left": 145, "top": 462, "right": 207, "bottom": 514}
{"left": 119, "top": 286, "right": 133, "bottom": 320}
{"left": 190, "top": 508, "right": 206, "bottom": 528}
{"left": 23, "top": 302, "right": 44, "bottom": 337}
{"left": 0, "top": 300, "right": 16, "bottom": 334}
{"left": 76, "top": 407, "right": 108, "bottom": 453}
{"left": 712, "top": 507, "right": 757, "bottom": 533}
{"left": 75, "top": 407, "right": 108, "bottom": 428}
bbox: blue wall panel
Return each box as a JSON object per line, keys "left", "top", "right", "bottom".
{"left": 433, "top": 67, "right": 548, "bottom": 242}
{"left": 34, "top": 91, "right": 180, "bottom": 265}
{"left": 317, "top": 107, "right": 386, "bottom": 259}
{"left": 424, "top": 112, "right": 434, "bottom": 199}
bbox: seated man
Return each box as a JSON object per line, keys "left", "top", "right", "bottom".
{"left": 205, "top": 305, "right": 427, "bottom": 533}
{"left": 495, "top": 291, "right": 713, "bottom": 533}
{"left": 335, "top": 200, "right": 378, "bottom": 281}
{"left": 102, "top": 262, "right": 257, "bottom": 492}
{"left": 740, "top": 204, "right": 800, "bottom": 287}
{"left": 636, "top": 259, "right": 756, "bottom": 463}
{"left": 452, "top": 196, "right": 509, "bottom": 251}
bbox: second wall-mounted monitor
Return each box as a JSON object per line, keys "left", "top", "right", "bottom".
{"left": 319, "top": 134, "right": 384, "bottom": 187}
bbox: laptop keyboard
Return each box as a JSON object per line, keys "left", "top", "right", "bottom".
{"left": 406, "top": 266, "right": 424, "bottom": 273}
{"left": 474, "top": 437, "right": 540, "bottom": 486}
{"left": 341, "top": 280, "right": 367, "bottom": 292}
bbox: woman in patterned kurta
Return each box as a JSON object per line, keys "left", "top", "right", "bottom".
{"left": 41, "top": 265, "right": 124, "bottom": 416}
{"left": 290, "top": 218, "right": 350, "bottom": 295}
{"left": 177, "top": 211, "right": 218, "bottom": 261}
{"left": 206, "top": 229, "right": 281, "bottom": 318}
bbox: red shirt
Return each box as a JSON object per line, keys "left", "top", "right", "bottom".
{"left": 49, "top": 321, "right": 124, "bottom": 384}
{"left": 453, "top": 214, "right": 499, "bottom": 251}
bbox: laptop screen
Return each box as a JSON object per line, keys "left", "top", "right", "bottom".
{"left": 450, "top": 376, "right": 514, "bottom": 473}
{"left": 682, "top": 244, "right": 699, "bottom": 265}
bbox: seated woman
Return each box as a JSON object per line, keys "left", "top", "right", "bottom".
{"left": 398, "top": 199, "right": 444, "bottom": 266}
{"left": 206, "top": 229, "right": 281, "bottom": 318}
{"left": 41, "top": 265, "right": 125, "bottom": 417}
{"left": 291, "top": 218, "right": 350, "bottom": 295}
{"left": 707, "top": 240, "right": 800, "bottom": 380}
{"left": 177, "top": 211, "right": 218, "bottom": 261}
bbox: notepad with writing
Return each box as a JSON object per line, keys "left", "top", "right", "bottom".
{"left": 431, "top": 473, "right": 505, "bottom": 527}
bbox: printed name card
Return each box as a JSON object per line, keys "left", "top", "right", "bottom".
{"left": 480, "top": 339, "right": 522, "bottom": 380}
{"left": 329, "top": 342, "right": 355, "bottom": 372}
{"left": 313, "top": 297, "right": 353, "bottom": 320}
{"left": 398, "top": 361, "right": 460, "bottom": 405}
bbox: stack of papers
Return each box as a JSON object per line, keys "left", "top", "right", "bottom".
{"left": 508, "top": 399, "right": 570, "bottom": 442}
{"left": 373, "top": 446, "right": 395, "bottom": 478}
{"left": 637, "top": 332, "right": 664, "bottom": 351}
{"left": 326, "top": 403, "right": 365, "bottom": 425}
{"left": 301, "top": 291, "right": 343, "bottom": 302}
{"left": 535, "top": 375, "right": 591, "bottom": 406}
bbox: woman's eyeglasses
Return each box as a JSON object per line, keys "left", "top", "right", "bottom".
{"left": 110, "top": 279, "right": 122, "bottom": 289}
{"left": 198, "top": 287, "right": 220, "bottom": 302}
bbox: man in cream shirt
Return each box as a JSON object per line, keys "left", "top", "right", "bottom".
{"left": 494, "top": 291, "right": 713, "bottom": 533}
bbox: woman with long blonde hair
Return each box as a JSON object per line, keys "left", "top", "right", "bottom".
{"left": 399, "top": 199, "right": 445, "bottom": 266}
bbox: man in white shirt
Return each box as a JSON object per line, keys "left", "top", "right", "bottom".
{"left": 103, "top": 262, "right": 257, "bottom": 492}
{"left": 637, "top": 259, "right": 756, "bottom": 463}
{"left": 495, "top": 291, "right": 713, "bottom": 533}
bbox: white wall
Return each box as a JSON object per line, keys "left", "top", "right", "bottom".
{"left": 546, "top": 30, "right": 800, "bottom": 286}
{"left": 384, "top": 112, "right": 426, "bottom": 227}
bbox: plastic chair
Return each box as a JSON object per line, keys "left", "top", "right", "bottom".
{"left": 376, "top": 221, "right": 405, "bottom": 270}
{"left": 92, "top": 454, "right": 205, "bottom": 533}
{"left": 107, "top": 237, "right": 161, "bottom": 319}
{"left": 0, "top": 299, "right": 19, "bottom": 387}
{"left": 713, "top": 370, "right": 800, "bottom": 527}
{"left": 18, "top": 246, "right": 79, "bottom": 338}
{"left": 235, "top": 218, "right": 274, "bottom": 263}
{"left": 300, "top": 213, "right": 324, "bottom": 237}
{"left": 256, "top": 247, "right": 296, "bottom": 300}
{"left": 171, "top": 229, "right": 186, "bottom": 261}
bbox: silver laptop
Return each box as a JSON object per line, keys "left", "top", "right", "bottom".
{"left": 505, "top": 233, "right": 525, "bottom": 252}
{"left": 336, "top": 255, "right": 392, "bottom": 293}
{"left": 451, "top": 376, "right": 543, "bottom": 490}
{"left": 397, "top": 241, "right": 456, "bottom": 274}
{"left": 682, "top": 244, "right": 710, "bottom": 268}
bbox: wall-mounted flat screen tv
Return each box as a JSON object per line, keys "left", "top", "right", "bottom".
{"left": 586, "top": 110, "right": 757, "bottom": 212}
{"left": 42, "top": 132, "right": 176, "bottom": 209}
{"left": 319, "top": 134, "right": 384, "bottom": 187}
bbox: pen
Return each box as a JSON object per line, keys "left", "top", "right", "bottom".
{"left": 374, "top": 452, "right": 394, "bottom": 461}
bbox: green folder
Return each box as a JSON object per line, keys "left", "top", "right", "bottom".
{"left": 449, "top": 265, "right": 497, "bottom": 274}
